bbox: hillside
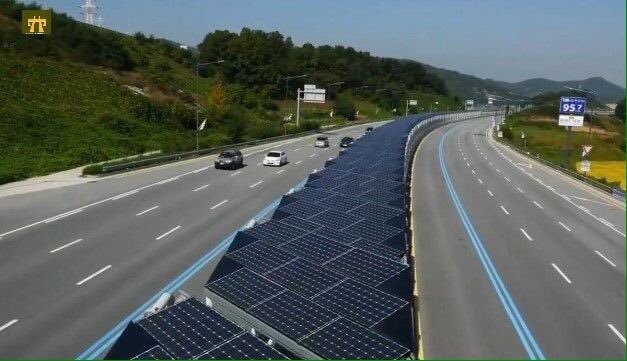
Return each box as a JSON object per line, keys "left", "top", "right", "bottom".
{"left": 494, "top": 77, "right": 625, "bottom": 103}
{"left": 0, "top": 0, "right": 456, "bottom": 184}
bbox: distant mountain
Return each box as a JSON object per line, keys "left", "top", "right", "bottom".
{"left": 423, "top": 63, "right": 625, "bottom": 103}
{"left": 493, "top": 77, "right": 625, "bottom": 103}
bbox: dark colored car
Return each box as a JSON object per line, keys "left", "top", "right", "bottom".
{"left": 214, "top": 149, "right": 243, "bottom": 170}
{"left": 339, "top": 136, "right": 354, "bottom": 148}
{"left": 365, "top": 127, "right": 374, "bottom": 133}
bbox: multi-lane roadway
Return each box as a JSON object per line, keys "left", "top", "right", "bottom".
{"left": 412, "top": 117, "right": 625, "bottom": 359}
{"left": 0, "top": 123, "right": 377, "bottom": 358}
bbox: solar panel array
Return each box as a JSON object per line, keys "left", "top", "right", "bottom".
{"left": 205, "top": 117, "right": 428, "bottom": 359}
{"left": 105, "top": 298, "right": 288, "bottom": 360}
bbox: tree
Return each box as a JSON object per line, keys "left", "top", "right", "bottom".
{"left": 334, "top": 95, "right": 356, "bottom": 120}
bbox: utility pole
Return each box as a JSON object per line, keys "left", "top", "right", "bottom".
{"left": 296, "top": 88, "right": 302, "bottom": 128}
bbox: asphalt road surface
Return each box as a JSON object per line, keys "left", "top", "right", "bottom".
{"left": 412, "top": 117, "right": 625, "bottom": 359}
{"left": 0, "top": 123, "right": 378, "bottom": 358}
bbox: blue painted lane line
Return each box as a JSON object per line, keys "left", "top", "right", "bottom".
{"left": 438, "top": 128, "right": 545, "bottom": 360}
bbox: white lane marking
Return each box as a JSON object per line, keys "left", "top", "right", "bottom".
{"left": 570, "top": 195, "right": 616, "bottom": 207}
{"left": 520, "top": 228, "right": 533, "bottom": 241}
{"left": 599, "top": 218, "right": 613, "bottom": 227}
{"left": 136, "top": 205, "right": 159, "bottom": 216}
{"left": 546, "top": 185, "right": 555, "bottom": 191}
{"left": 487, "top": 190, "right": 494, "bottom": 197}
{"left": 560, "top": 194, "right": 571, "bottom": 202}
{"left": 294, "top": 148, "right": 301, "bottom": 151}
{"left": 496, "top": 169, "right": 501, "bottom": 173}
{"left": 504, "top": 176, "right": 511, "bottom": 182}
{"left": 516, "top": 187, "right": 524, "bottom": 193}
{"left": 489, "top": 162, "right": 493, "bottom": 166}
{"left": 309, "top": 154, "right": 316, "bottom": 158}
{"left": 483, "top": 156, "right": 487, "bottom": 160}
{"left": 558, "top": 222, "right": 572, "bottom": 232}
{"left": 192, "top": 166, "right": 209, "bottom": 173}
{"left": 295, "top": 160, "right": 303, "bottom": 165}
{"left": 478, "top": 178, "right": 483, "bottom": 184}
{"left": 50, "top": 238, "right": 83, "bottom": 254}
{"left": 551, "top": 263, "right": 572, "bottom": 284}
{"left": 595, "top": 251, "right": 617, "bottom": 267}
{"left": 44, "top": 209, "right": 84, "bottom": 224}
{"left": 609, "top": 324, "right": 626, "bottom": 344}
{"left": 249, "top": 180, "right": 264, "bottom": 188}
{"left": 110, "top": 190, "right": 138, "bottom": 200}
{"left": 158, "top": 176, "right": 179, "bottom": 185}
{"left": 276, "top": 169, "right": 285, "bottom": 174}
{"left": 155, "top": 225, "right": 181, "bottom": 240}
{"left": 192, "top": 184, "right": 210, "bottom": 192}
{"left": 210, "top": 200, "right": 228, "bottom": 210}
{"left": 471, "top": 170, "right": 476, "bottom": 175}
{"left": 500, "top": 206, "right": 509, "bottom": 215}
{"left": 230, "top": 171, "right": 242, "bottom": 177}
{"left": 466, "top": 162, "right": 470, "bottom": 167}
{"left": 76, "top": 265, "right": 112, "bottom": 286}
{"left": 256, "top": 162, "right": 262, "bottom": 166}
{"left": 0, "top": 319, "right": 18, "bottom": 333}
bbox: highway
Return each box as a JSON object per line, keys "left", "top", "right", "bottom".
{"left": 0, "top": 123, "right": 377, "bottom": 358}
{"left": 412, "top": 117, "right": 625, "bottom": 358}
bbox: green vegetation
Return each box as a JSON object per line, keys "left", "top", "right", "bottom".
{"left": 499, "top": 98, "right": 625, "bottom": 189}
{"left": 0, "top": 0, "right": 459, "bottom": 184}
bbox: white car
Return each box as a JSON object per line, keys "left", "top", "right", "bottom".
{"left": 263, "top": 150, "right": 287, "bottom": 166}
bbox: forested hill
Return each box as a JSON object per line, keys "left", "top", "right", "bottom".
{"left": 197, "top": 28, "right": 448, "bottom": 98}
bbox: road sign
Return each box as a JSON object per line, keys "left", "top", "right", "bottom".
{"left": 497, "top": 131, "right": 503, "bottom": 138}
{"left": 409, "top": 99, "right": 417, "bottom": 106}
{"left": 582, "top": 145, "right": 592, "bottom": 157}
{"left": 521, "top": 131, "right": 525, "bottom": 139}
{"left": 579, "top": 160, "right": 591, "bottom": 172}
{"left": 558, "top": 96, "right": 586, "bottom": 126}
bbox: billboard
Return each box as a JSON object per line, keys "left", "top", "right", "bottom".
{"left": 302, "top": 87, "right": 326, "bottom": 103}
{"left": 558, "top": 96, "right": 586, "bottom": 126}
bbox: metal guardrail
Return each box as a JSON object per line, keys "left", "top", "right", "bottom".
{"left": 494, "top": 133, "right": 625, "bottom": 198}
{"left": 96, "top": 120, "right": 386, "bottom": 174}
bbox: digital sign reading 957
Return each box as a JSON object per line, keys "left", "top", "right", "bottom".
{"left": 558, "top": 96, "right": 586, "bottom": 127}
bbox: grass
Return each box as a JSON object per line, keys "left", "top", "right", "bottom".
{"left": 501, "top": 107, "right": 625, "bottom": 190}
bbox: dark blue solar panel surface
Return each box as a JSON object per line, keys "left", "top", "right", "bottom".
{"left": 248, "top": 291, "right": 340, "bottom": 340}
{"left": 197, "top": 332, "right": 288, "bottom": 360}
{"left": 278, "top": 216, "right": 322, "bottom": 232}
{"left": 314, "top": 194, "right": 366, "bottom": 212}
{"left": 132, "top": 345, "right": 173, "bottom": 360}
{"left": 300, "top": 318, "right": 408, "bottom": 359}
{"left": 324, "top": 249, "right": 407, "bottom": 286}
{"left": 243, "top": 219, "right": 309, "bottom": 246}
{"left": 342, "top": 218, "right": 403, "bottom": 242}
{"left": 266, "top": 258, "right": 346, "bottom": 298}
{"left": 286, "top": 187, "right": 335, "bottom": 204}
{"left": 208, "top": 268, "right": 285, "bottom": 310}
{"left": 137, "top": 298, "right": 243, "bottom": 359}
{"left": 312, "top": 279, "right": 407, "bottom": 327}
{"left": 282, "top": 232, "right": 352, "bottom": 264}
{"left": 277, "top": 200, "right": 327, "bottom": 218}
{"left": 227, "top": 241, "right": 297, "bottom": 274}
{"left": 350, "top": 238, "right": 404, "bottom": 259}
{"left": 313, "top": 226, "right": 361, "bottom": 245}
{"left": 348, "top": 202, "right": 404, "bottom": 222}
{"left": 307, "top": 209, "right": 363, "bottom": 230}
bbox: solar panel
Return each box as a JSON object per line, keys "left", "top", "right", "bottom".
{"left": 330, "top": 183, "right": 370, "bottom": 197}
{"left": 243, "top": 220, "right": 310, "bottom": 246}
{"left": 277, "top": 200, "right": 327, "bottom": 219}
{"left": 282, "top": 232, "right": 352, "bottom": 264}
{"left": 137, "top": 298, "right": 243, "bottom": 359}
{"left": 348, "top": 202, "right": 404, "bottom": 222}
{"left": 248, "top": 291, "right": 340, "bottom": 341}
{"left": 312, "top": 279, "right": 407, "bottom": 327}
{"left": 131, "top": 345, "right": 173, "bottom": 360}
{"left": 314, "top": 168, "right": 348, "bottom": 180}
{"left": 359, "top": 178, "right": 404, "bottom": 193}
{"left": 323, "top": 249, "right": 407, "bottom": 286}
{"left": 300, "top": 318, "right": 409, "bottom": 359}
{"left": 227, "top": 242, "right": 297, "bottom": 274}
{"left": 278, "top": 216, "right": 323, "bottom": 232}
{"left": 315, "top": 194, "right": 367, "bottom": 212}
{"left": 307, "top": 209, "right": 363, "bottom": 230}
{"left": 197, "top": 332, "right": 288, "bottom": 360}
{"left": 288, "top": 188, "right": 335, "bottom": 204}
{"left": 306, "top": 177, "right": 347, "bottom": 190}
{"left": 336, "top": 173, "right": 373, "bottom": 185}
{"left": 207, "top": 268, "right": 286, "bottom": 310}
{"left": 350, "top": 238, "right": 404, "bottom": 259}
{"left": 266, "top": 258, "right": 346, "bottom": 298}
{"left": 342, "top": 219, "right": 403, "bottom": 242}
{"left": 313, "top": 226, "right": 361, "bottom": 245}
{"left": 359, "top": 188, "right": 405, "bottom": 206}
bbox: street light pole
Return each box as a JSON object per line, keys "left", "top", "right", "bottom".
{"left": 195, "top": 59, "right": 224, "bottom": 150}
{"left": 284, "top": 74, "right": 308, "bottom": 101}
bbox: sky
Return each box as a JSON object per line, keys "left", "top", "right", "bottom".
{"left": 40, "top": 0, "right": 626, "bottom": 86}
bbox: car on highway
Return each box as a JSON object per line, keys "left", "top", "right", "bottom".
{"left": 365, "top": 126, "right": 374, "bottom": 133}
{"left": 214, "top": 149, "right": 244, "bottom": 170}
{"left": 314, "top": 136, "right": 329, "bottom": 148}
{"left": 339, "top": 136, "right": 355, "bottom": 148}
{"left": 263, "top": 150, "right": 287, "bottom": 166}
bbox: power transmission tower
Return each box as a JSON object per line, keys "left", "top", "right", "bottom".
{"left": 80, "top": 0, "right": 98, "bottom": 25}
